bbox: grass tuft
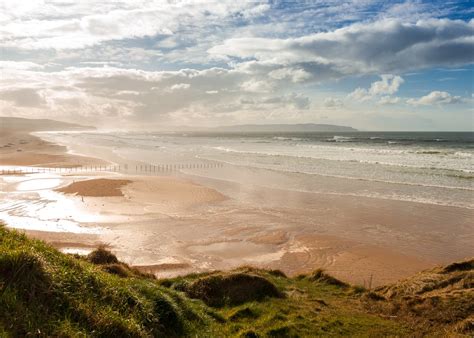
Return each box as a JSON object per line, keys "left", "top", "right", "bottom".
{"left": 87, "top": 246, "right": 119, "bottom": 265}
{"left": 228, "top": 307, "right": 260, "bottom": 321}
{"left": 185, "top": 273, "right": 283, "bottom": 307}
{"left": 266, "top": 325, "right": 297, "bottom": 337}
{"left": 307, "top": 269, "right": 349, "bottom": 287}
{"left": 101, "top": 263, "right": 131, "bottom": 277}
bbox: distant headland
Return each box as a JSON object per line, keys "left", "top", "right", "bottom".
{"left": 204, "top": 123, "right": 358, "bottom": 132}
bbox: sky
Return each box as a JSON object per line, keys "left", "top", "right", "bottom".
{"left": 0, "top": 0, "right": 473, "bottom": 131}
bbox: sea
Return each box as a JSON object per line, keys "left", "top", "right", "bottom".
{"left": 40, "top": 131, "right": 474, "bottom": 209}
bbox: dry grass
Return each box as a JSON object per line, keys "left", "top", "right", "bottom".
{"left": 306, "top": 268, "right": 349, "bottom": 287}
{"left": 362, "top": 258, "right": 474, "bottom": 334}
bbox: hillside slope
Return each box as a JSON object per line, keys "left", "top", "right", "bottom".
{"left": 0, "top": 117, "right": 94, "bottom": 132}
{"left": 0, "top": 225, "right": 472, "bottom": 337}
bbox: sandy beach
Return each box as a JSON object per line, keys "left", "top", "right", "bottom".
{"left": 0, "top": 127, "right": 107, "bottom": 168}
{"left": 1, "top": 124, "right": 472, "bottom": 287}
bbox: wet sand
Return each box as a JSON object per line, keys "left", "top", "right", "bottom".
{"left": 1, "top": 126, "right": 472, "bottom": 287}
{"left": 0, "top": 129, "right": 106, "bottom": 167}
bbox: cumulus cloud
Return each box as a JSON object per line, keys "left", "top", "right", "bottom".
{"left": 378, "top": 96, "right": 401, "bottom": 105}
{"left": 349, "top": 74, "right": 404, "bottom": 103}
{"left": 169, "top": 83, "right": 191, "bottom": 91}
{"left": 323, "top": 97, "right": 344, "bottom": 108}
{"left": 268, "top": 67, "right": 312, "bottom": 83}
{"left": 407, "top": 91, "right": 463, "bottom": 106}
{"left": 369, "top": 75, "right": 404, "bottom": 95}
{"left": 347, "top": 87, "right": 372, "bottom": 102}
{"left": 240, "top": 80, "right": 274, "bottom": 93}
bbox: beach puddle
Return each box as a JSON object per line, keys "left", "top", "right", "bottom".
{"left": 1, "top": 214, "right": 102, "bottom": 234}
{"left": 60, "top": 247, "right": 93, "bottom": 255}
{"left": 0, "top": 176, "right": 108, "bottom": 233}
{"left": 16, "top": 176, "right": 62, "bottom": 191}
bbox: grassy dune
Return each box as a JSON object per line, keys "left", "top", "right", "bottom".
{"left": 0, "top": 225, "right": 472, "bottom": 337}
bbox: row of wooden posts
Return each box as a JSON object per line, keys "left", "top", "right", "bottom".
{"left": 0, "top": 162, "right": 224, "bottom": 175}
{"left": 134, "top": 163, "right": 224, "bottom": 172}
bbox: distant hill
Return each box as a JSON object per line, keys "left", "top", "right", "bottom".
{"left": 0, "top": 117, "right": 94, "bottom": 132}
{"left": 205, "top": 123, "right": 357, "bottom": 132}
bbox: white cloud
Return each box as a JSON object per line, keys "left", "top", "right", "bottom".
{"left": 169, "top": 83, "right": 190, "bottom": 91}
{"left": 407, "top": 91, "right": 463, "bottom": 106}
{"left": 0, "top": 2, "right": 260, "bottom": 50}
{"left": 349, "top": 74, "right": 404, "bottom": 103}
{"left": 0, "top": 61, "right": 44, "bottom": 70}
{"left": 369, "top": 74, "right": 404, "bottom": 95}
{"left": 378, "top": 96, "right": 400, "bottom": 105}
{"left": 348, "top": 88, "right": 371, "bottom": 102}
{"left": 323, "top": 97, "right": 344, "bottom": 108}
{"left": 240, "top": 80, "right": 274, "bottom": 93}
{"left": 268, "top": 67, "right": 312, "bottom": 83}
{"left": 116, "top": 90, "right": 141, "bottom": 96}
{"left": 240, "top": 3, "right": 271, "bottom": 19}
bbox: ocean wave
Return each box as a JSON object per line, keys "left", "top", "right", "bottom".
{"left": 212, "top": 146, "right": 240, "bottom": 153}
{"left": 194, "top": 156, "right": 474, "bottom": 194}
{"left": 272, "top": 136, "right": 303, "bottom": 141}
{"left": 188, "top": 170, "right": 474, "bottom": 209}
{"left": 209, "top": 146, "right": 474, "bottom": 174}
{"left": 415, "top": 150, "right": 448, "bottom": 155}
{"left": 455, "top": 151, "right": 473, "bottom": 158}
{"left": 302, "top": 144, "right": 407, "bottom": 154}
{"left": 326, "top": 135, "right": 355, "bottom": 142}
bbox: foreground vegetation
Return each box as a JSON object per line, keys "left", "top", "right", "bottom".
{"left": 0, "top": 225, "right": 472, "bottom": 337}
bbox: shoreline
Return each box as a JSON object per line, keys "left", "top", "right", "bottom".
{"left": 0, "top": 129, "right": 108, "bottom": 168}
{"left": 0, "top": 128, "right": 472, "bottom": 286}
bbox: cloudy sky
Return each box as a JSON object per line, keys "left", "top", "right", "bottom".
{"left": 0, "top": 0, "right": 473, "bottom": 130}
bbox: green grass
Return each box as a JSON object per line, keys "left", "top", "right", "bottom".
{"left": 1, "top": 225, "right": 470, "bottom": 337}
{"left": 0, "top": 227, "right": 215, "bottom": 337}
